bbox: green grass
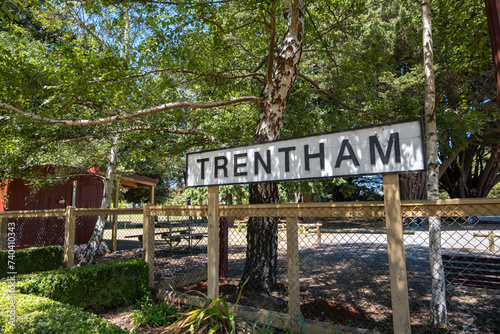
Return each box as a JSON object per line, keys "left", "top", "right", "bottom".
{"left": 0, "top": 282, "right": 127, "bottom": 334}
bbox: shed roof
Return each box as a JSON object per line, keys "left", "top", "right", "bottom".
{"left": 119, "top": 173, "right": 159, "bottom": 188}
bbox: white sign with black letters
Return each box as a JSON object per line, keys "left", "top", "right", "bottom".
{"left": 186, "top": 119, "right": 426, "bottom": 187}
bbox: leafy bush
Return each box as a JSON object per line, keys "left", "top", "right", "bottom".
{"left": 0, "top": 282, "right": 126, "bottom": 334}
{"left": 17, "top": 259, "right": 149, "bottom": 312}
{"left": 131, "top": 295, "right": 178, "bottom": 329}
{"left": 0, "top": 246, "right": 63, "bottom": 278}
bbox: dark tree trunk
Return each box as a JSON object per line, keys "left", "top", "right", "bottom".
{"left": 241, "top": 183, "right": 280, "bottom": 292}
{"left": 240, "top": 0, "right": 304, "bottom": 294}
{"left": 399, "top": 172, "right": 426, "bottom": 200}
{"left": 441, "top": 144, "right": 500, "bottom": 198}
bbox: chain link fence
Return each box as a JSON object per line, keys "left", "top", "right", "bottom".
{"left": 153, "top": 200, "right": 499, "bottom": 333}
{"left": 402, "top": 201, "right": 500, "bottom": 333}
{"left": 0, "top": 210, "right": 66, "bottom": 249}
{"left": 1, "top": 199, "right": 499, "bottom": 333}
{"left": 152, "top": 214, "right": 208, "bottom": 291}
{"left": 74, "top": 208, "right": 145, "bottom": 262}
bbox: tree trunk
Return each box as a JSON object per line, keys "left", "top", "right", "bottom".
{"left": 422, "top": 0, "right": 448, "bottom": 327}
{"left": 441, "top": 144, "right": 500, "bottom": 198}
{"left": 241, "top": 0, "right": 304, "bottom": 294}
{"left": 399, "top": 172, "right": 426, "bottom": 200}
{"left": 79, "top": 142, "right": 119, "bottom": 266}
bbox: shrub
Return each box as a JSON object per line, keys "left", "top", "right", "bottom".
{"left": 131, "top": 295, "right": 178, "bottom": 329}
{"left": 0, "top": 246, "right": 63, "bottom": 278}
{"left": 17, "top": 259, "right": 149, "bottom": 312}
{"left": 0, "top": 282, "right": 127, "bottom": 334}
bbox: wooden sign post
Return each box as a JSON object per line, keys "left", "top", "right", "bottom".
{"left": 187, "top": 120, "right": 424, "bottom": 330}
{"left": 383, "top": 174, "right": 411, "bottom": 333}
{"left": 207, "top": 186, "right": 220, "bottom": 300}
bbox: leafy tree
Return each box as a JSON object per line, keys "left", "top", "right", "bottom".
{"left": 1, "top": 0, "right": 499, "bottom": 291}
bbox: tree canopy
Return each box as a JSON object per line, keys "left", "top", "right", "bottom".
{"left": 1, "top": 0, "right": 499, "bottom": 290}
{"left": 0, "top": 0, "right": 497, "bottom": 199}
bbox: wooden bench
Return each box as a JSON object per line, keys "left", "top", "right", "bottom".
{"left": 442, "top": 254, "right": 500, "bottom": 289}
{"left": 124, "top": 224, "right": 207, "bottom": 251}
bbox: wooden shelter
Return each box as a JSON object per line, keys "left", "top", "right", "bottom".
{"left": 0, "top": 166, "right": 157, "bottom": 248}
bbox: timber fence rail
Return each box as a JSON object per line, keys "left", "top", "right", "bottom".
{"left": 1, "top": 198, "right": 500, "bottom": 333}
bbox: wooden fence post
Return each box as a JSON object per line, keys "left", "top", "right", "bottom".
{"left": 383, "top": 174, "right": 411, "bottom": 334}
{"left": 0, "top": 217, "right": 7, "bottom": 250}
{"left": 207, "top": 186, "right": 220, "bottom": 300}
{"left": 143, "top": 204, "right": 155, "bottom": 288}
{"left": 286, "top": 216, "right": 300, "bottom": 320}
{"left": 63, "top": 206, "right": 76, "bottom": 268}
{"left": 316, "top": 224, "right": 321, "bottom": 246}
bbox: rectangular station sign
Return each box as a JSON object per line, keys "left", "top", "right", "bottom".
{"left": 186, "top": 119, "right": 426, "bottom": 187}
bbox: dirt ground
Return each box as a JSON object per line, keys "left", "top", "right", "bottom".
{"left": 98, "top": 219, "right": 500, "bottom": 333}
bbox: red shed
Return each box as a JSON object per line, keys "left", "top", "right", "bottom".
{"left": 0, "top": 166, "right": 157, "bottom": 249}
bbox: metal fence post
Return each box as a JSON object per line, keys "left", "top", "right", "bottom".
{"left": 286, "top": 216, "right": 300, "bottom": 321}
{"left": 383, "top": 174, "right": 411, "bottom": 333}
{"left": 207, "top": 186, "right": 220, "bottom": 300}
{"left": 143, "top": 204, "right": 155, "bottom": 288}
{"left": 63, "top": 206, "right": 76, "bottom": 268}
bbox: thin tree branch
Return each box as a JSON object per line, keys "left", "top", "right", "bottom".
{"left": 67, "top": 8, "right": 106, "bottom": 47}
{"left": 296, "top": 73, "right": 365, "bottom": 113}
{"left": 0, "top": 96, "right": 262, "bottom": 126}
{"left": 59, "top": 126, "right": 225, "bottom": 147}
{"left": 82, "top": 68, "right": 264, "bottom": 86}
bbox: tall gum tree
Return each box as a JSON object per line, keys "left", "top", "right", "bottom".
{"left": 0, "top": 0, "right": 305, "bottom": 289}
{"left": 1, "top": 0, "right": 499, "bottom": 301}
{"left": 241, "top": 0, "right": 305, "bottom": 292}
{"left": 422, "top": 0, "right": 447, "bottom": 328}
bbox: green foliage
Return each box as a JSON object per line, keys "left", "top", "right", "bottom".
{"left": 16, "top": 259, "right": 149, "bottom": 312}
{"left": 173, "top": 270, "right": 252, "bottom": 333}
{"left": 487, "top": 182, "right": 500, "bottom": 198}
{"left": 0, "top": 282, "right": 126, "bottom": 334}
{"left": 174, "top": 297, "right": 234, "bottom": 333}
{"left": 243, "top": 313, "right": 275, "bottom": 334}
{"left": 131, "top": 295, "right": 178, "bottom": 328}
{"left": 0, "top": 245, "right": 63, "bottom": 278}
{"left": 0, "top": 0, "right": 498, "bottom": 200}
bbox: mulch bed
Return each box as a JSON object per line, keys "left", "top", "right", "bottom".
{"left": 184, "top": 281, "right": 372, "bottom": 327}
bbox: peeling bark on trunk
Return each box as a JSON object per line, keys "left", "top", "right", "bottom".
{"left": 422, "top": 0, "right": 447, "bottom": 327}
{"left": 79, "top": 143, "right": 119, "bottom": 266}
{"left": 241, "top": 0, "right": 304, "bottom": 294}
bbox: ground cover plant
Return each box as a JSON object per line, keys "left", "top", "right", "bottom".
{"left": 1, "top": 255, "right": 297, "bottom": 333}
{"left": 130, "top": 295, "right": 179, "bottom": 330}
{"left": 0, "top": 282, "right": 127, "bottom": 334}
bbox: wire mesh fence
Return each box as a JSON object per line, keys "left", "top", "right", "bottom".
{"left": 102, "top": 209, "right": 143, "bottom": 251}
{"left": 1, "top": 199, "right": 499, "bottom": 333}
{"left": 152, "top": 200, "right": 500, "bottom": 333}
{"left": 152, "top": 214, "right": 208, "bottom": 291}
{"left": 2, "top": 214, "right": 67, "bottom": 249}
{"left": 402, "top": 202, "right": 500, "bottom": 333}
{"left": 74, "top": 208, "right": 145, "bottom": 263}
